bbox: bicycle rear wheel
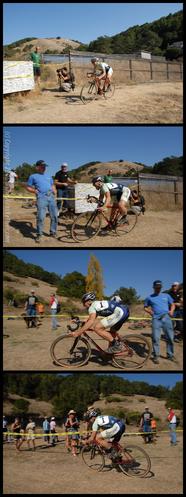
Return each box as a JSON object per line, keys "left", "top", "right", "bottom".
{"left": 115, "top": 209, "right": 138, "bottom": 235}
{"left": 80, "top": 82, "right": 98, "bottom": 104}
{"left": 71, "top": 212, "right": 102, "bottom": 242}
{"left": 81, "top": 445, "right": 105, "bottom": 471}
{"left": 112, "top": 334, "right": 152, "bottom": 369}
{"left": 118, "top": 445, "right": 151, "bottom": 477}
{"left": 50, "top": 334, "right": 91, "bottom": 368}
{"left": 103, "top": 83, "right": 115, "bottom": 99}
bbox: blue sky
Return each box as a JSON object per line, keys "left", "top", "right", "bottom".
{"left": 4, "top": 3, "right": 182, "bottom": 45}
{"left": 3, "top": 126, "right": 183, "bottom": 175}
{"left": 8, "top": 249, "right": 183, "bottom": 298}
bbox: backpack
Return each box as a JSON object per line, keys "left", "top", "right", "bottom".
{"left": 56, "top": 303, "right": 61, "bottom": 314}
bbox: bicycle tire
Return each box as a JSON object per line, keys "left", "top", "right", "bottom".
{"left": 112, "top": 334, "right": 152, "bottom": 370}
{"left": 50, "top": 333, "right": 91, "bottom": 368}
{"left": 80, "top": 82, "right": 98, "bottom": 104}
{"left": 115, "top": 209, "right": 138, "bottom": 236}
{"left": 71, "top": 211, "right": 102, "bottom": 242}
{"left": 103, "top": 83, "right": 115, "bottom": 99}
{"left": 81, "top": 445, "right": 105, "bottom": 471}
{"left": 118, "top": 444, "right": 151, "bottom": 477}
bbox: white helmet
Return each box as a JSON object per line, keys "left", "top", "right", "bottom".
{"left": 111, "top": 295, "right": 122, "bottom": 303}
{"left": 91, "top": 57, "right": 99, "bottom": 63}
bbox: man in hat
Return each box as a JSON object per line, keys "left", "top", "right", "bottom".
{"left": 24, "top": 290, "right": 38, "bottom": 328}
{"left": 26, "top": 160, "right": 58, "bottom": 243}
{"left": 54, "top": 163, "right": 77, "bottom": 216}
{"left": 50, "top": 417, "right": 58, "bottom": 446}
{"left": 139, "top": 407, "right": 153, "bottom": 443}
{"left": 144, "top": 280, "right": 175, "bottom": 364}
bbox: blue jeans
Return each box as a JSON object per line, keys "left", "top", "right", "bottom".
{"left": 51, "top": 309, "right": 58, "bottom": 329}
{"left": 37, "top": 194, "right": 58, "bottom": 236}
{"left": 56, "top": 188, "right": 68, "bottom": 210}
{"left": 169, "top": 423, "right": 177, "bottom": 444}
{"left": 152, "top": 314, "right": 174, "bottom": 358}
{"left": 143, "top": 423, "right": 152, "bottom": 442}
{"left": 27, "top": 306, "right": 36, "bottom": 317}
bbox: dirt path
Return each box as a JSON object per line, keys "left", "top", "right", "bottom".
{"left": 3, "top": 201, "right": 183, "bottom": 247}
{"left": 3, "top": 82, "right": 183, "bottom": 124}
{"left": 3, "top": 318, "right": 183, "bottom": 371}
{"left": 3, "top": 433, "right": 183, "bottom": 494}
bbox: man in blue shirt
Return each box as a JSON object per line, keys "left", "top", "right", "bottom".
{"left": 144, "top": 280, "right": 175, "bottom": 364}
{"left": 26, "top": 160, "right": 58, "bottom": 243}
{"left": 42, "top": 417, "right": 50, "bottom": 444}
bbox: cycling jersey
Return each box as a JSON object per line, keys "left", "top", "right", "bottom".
{"left": 92, "top": 415, "right": 120, "bottom": 431}
{"left": 95, "top": 62, "right": 112, "bottom": 73}
{"left": 88, "top": 299, "right": 128, "bottom": 318}
{"left": 100, "top": 183, "right": 123, "bottom": 197}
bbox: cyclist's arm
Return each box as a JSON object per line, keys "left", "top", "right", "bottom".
{"left": 99, "top": 191, "right": 112, "bottom": 209}
{"left": 70, "top": 312, "right": 97, "bottom": 337}
{"left": 86, "top": 430, "right": 97, "bottom": 444}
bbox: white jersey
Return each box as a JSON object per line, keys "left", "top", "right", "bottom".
{"left": 95, "top": 62, "right": 112, "bottom": 72}
{"left": 8, "top": 171, "right": 17, "bottom": 184}
{"left": 92, "top": 415, "right": 119, "bottom": 431}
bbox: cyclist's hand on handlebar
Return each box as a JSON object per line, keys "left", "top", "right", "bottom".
{"left": 69, "top": 330, "right": 82, "bottom": 338}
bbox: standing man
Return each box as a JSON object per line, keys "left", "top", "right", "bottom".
{"left": 144, "top": 280, "right": 175, "bottom": 364}
{"left": 103, "top": 169, "right": 113, "bottom": 183}
{"left": 30, "top": 46, "right": 43, "bottom": 86}
{"left": 54, "top": 163, "right": 77, "bottom": 216}
{"left": 43, "top": 417, "right": 50, "bottom": 444}
{"left": 7, "top": 169, "right": 18, "bottom": 194}
{"left": 167, "top": 407, "right": 177, "bottom": 446}
{"left": 26, "top": 160, "right": 58, "bottom": 243}
{"left": 50, "top": 293, "right": 60, "bottom": 330}
{"left": 24, "top": 290, "right": 38, "bottom": 328}
{"left": 50, "top": 417, "right": 58, "bottom": 446}
{"left": 139, "top": 407, "right": 153, "bottom": 444}
{"left": 168, "top": 282, "right": 183, "bottom": 342}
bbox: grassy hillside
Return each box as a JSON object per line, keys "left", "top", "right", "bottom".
{"left": 4, "top": 37, "right": 81, "bottom": 59}
{"left": 70, "top": 160, "right": 144, "bottom": 181}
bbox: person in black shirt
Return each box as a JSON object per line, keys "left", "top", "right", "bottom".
{"left": 139, "top": 407, "right": 153, "bottom": 443}
{"left": 54, "top": 163, "right": 77, "bottom": 215}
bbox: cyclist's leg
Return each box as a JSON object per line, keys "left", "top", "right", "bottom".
{"left": 93, "top": 308, "right": 126, "bottom": 345}
{"left": 96, "top": 424, "right": 121, "bottom": 450}
{"left": 104, "top": 68, "right": 113, "bottom": 90}
{"left": 118, "top": 187, "right": 131, "bottom": 217}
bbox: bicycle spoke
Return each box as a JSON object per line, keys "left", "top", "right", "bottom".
{"left": 112, "top": 335, "right": 151, "bottom": 369}
{"left": 71, "top": 212, "right": 101, "bottom": 241}
{"left": 80, "top": 82, "right": 98, "bottom": 103}
{"left": 118, "top": 445, "right": 151, "bottom": 477}
{"left": 50, "top": 335, "right": 90, "bottom": 368}
{"left": 82, "top": 445, "right": 105, "bottom": 471}
{"left": 103, "top": 83, "right": 115, "bottom": 99}
{"left": 115, "top": 210, "right": 138, "bottom": 235}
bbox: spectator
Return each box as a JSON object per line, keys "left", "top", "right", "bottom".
{"left": 54, "top": 163, "right": 77, "bottom": 216}
{"left": 103, "top": 169, "right": 113, "bottom": 183}
{"left": 168, "top": 282, "right": 183, "bottom": 342}
{"left": 26, "top": 160, "right": 58, "bottom": 243}
{"left": 50, "top": 417, "right": 58, "bottom": 446}
{"left": 167, "top": 407, "right": 177, "bottom": 446}
{"left": 3, "top": 416, "right": 8, "bottom": 442}
{"left": 130, "top": 189, "right": 145, "bottom": 215}
{"left": 37, "top": 302, "right": 45, "bottom": 321}
{"left": 43, "top": 417, "right": 50, "bottom": 444}
{"left": 11, "top": 417, "right": 24, "bottom": 452}
{"left": 24, "top": 290, "right": 38, "bottom": 328}
{"left": 30, "top": 46, "right": 43, "bottom": 86}
{"left": 50, "top": 293, "right": 60, "bottom": 330}
{"left": 144, "top": 280, "right": 175, "bottom": 364}
{"left": 56, "top": 66, "right": 75, "bottom": 92}
{"left": 64, "top": 410, "right": 80, "bottom": 456}
{"left": 26, "top": 417, "right": 36, "bottom": 451}
{"left": 151, "top": 418, "right": 157, "bottom": 443}
{"left": 139, "top": 407, "right": 153, "bottom": 443}
{"left": 7, "top": 169, "right": 18, "bottom": 194}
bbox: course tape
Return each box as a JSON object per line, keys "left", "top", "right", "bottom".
{"left": 3, "top": 314, "right": 183, "bottom": 321}
{"left": 5, "top": 429, "right": 183, "bottom": 437}
{"left": 3, "top": 195, "right": 88, "bottom": 201}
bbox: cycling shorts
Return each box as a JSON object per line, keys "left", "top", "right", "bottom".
{"left": 101, "top": 421, "right": 125, "bottom": 441}
{"left": 100, "top": 306, "right": 129, "bottom": 330}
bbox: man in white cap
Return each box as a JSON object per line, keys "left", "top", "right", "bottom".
{"left": 54, "top": 163, "right": 77, "bottom": 216}
{"left": 139, "top": 407, "right": 153, "bottom": 444}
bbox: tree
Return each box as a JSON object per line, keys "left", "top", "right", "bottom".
{"left": 112, "top": 287, "right": 140, "bottom": 305}
{"left": 86, "top": 254, "right": 105, "bottom": 299}
{"left": 57, "top": 271, "right": 86, "bottom": 298}
{"left": 166, "top": 382, "right": 183, "bottom": 410}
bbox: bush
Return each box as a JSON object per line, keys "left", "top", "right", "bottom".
{"left": 4, "top": 287, "right": 27, "bottom": 305}
{"left": 31, "top": 281, "right": 39, "bottom": 287}
{"left": 139, "top": 398, "right": 146, "bottom": 403}
{"left": 105, "top": 396, "right": 124, "bottom": 403}
{"left": 12, "top": 399, "right": 29, "bottom": 414}
{"left": 4, "top": 275, "right": 19, "bottom": 282}
{"left": 126, "top": 411, "right": 141, "bottom": 425}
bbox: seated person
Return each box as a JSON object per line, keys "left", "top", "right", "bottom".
{"left": 56, "top": 66, "right": 75, "bottom": 91}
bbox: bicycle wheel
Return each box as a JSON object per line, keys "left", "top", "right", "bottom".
{"left": 80, "top": 82, "right": 98, "bottom": 104}
{"left": 103, "top": 83, "right": 115, "bottom": 99}
{"left": 50, "top": 334, "right": 91, "bottom": 368}
{"left": 112, "top": 334, "right": 152, "bottom": 370}
{"left": 71, "top": 212, "right": 102, "bottom": 242}
{"left": 118, "top": 445, "right": 151, "bottom": 477}
{"left": 115, "top": 209, "right": 138, "bottom": 235}
{"left": 81, "top": 445, "right": 105, "bottom": 471}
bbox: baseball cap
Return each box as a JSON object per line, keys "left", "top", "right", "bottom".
{"left": 68, "top": 410, "right": 76, "bottom": 415}
{"left": 153, "top": 280, "right": 162, "bottom": 287}
{"left": 31, "top": 289, "right": 35, "bottom": 293}
{"left": 172, "top": 282, "right": 179, "bottom": 286}
{"left": 51, "top": 417, "right": 55, "bottom": 420}
{"left": 35, "top": 160, "right": 49, "bottom": 167}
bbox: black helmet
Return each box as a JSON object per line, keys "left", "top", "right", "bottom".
{"left": 92, "top": 176, "right": 103, "bottom": 185}
{"left": 35, "top": 160, "right": 48, "bottom": 167}
{"left": 88, "top": 409, "right": 99, "bottom": 419}
{"left": 82, "top": 292, "right": 96, "bottom": 303}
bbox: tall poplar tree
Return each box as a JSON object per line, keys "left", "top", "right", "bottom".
{"left": 86, "top": 254, "right": 104, "bottom": 299}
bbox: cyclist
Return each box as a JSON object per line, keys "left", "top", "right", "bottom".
{"left": 89, "top": 57, "right": 113, "bottom": 95}
{"left": 70, "top": 292, "right": 130, "bottom": 353}
{"left": 83, "top": 409, "right": 125, "bottom": 459}
{"left": 91, "top": 176, "right": 131, "bottom": 226}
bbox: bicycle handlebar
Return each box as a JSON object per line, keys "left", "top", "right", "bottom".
{"left": 87, "top": 195, "right": 104, "bottom": 207}
{"left": 67, "top": 316, "right": 84, "bottom": 332}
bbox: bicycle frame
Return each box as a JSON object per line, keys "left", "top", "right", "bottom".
{"left": 69, "top": 330, "right": 133, "bottom": 358}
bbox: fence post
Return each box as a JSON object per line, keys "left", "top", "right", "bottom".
{"left": 166, "top": 62, "right": 169, "bottom": 81}
{"left": 129, "top": 59, "right": 133, "bottom": 81}
{"left": 180, "top": 63, "right": 183, "bottom": 80}
{"left": 149, "top": 61, "right": 153, "bottom": 80}
{"left": 174, "top": 181, "right": 178, "bottom": 205}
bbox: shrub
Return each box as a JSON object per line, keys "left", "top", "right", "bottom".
{"left": 126, "top": 411, "right": 141, "bottom": 425}
{"left": 12, "top": 399, "right": 29, "bottom": 414}
{"left": 4, "top": 275, "right": 19, "bottom": 282}
{"left": 31, "top": 281, "right": 39, "bottom": 287}
{"left": 139, "top": 398, "right": 146, "bottom": 403}
{"left": 105, "top": 396, "right": 123, "bottom": 403}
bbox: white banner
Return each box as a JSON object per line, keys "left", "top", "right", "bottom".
{"left": 3, "top": 61, "right": 35, "bottom": 94}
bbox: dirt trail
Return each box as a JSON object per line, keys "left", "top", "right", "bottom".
{"left": 3, "top": 318, "right": 183, "bottom": 371}
{"left": 3, "top": 202, "right": 183, "bottom": 247}
{"left": 3, "top": 82, "right": 183, "bottom": 124}
{"left": 3, "top": 433, "right": 183, "bottom": 494}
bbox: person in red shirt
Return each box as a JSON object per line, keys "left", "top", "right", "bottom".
{"left": 167, "top": 407, "right": 177, "bottom": 446}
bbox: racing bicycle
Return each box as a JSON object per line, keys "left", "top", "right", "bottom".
{"left": 71, "top": 195, "right": 138, "bottom": 242}
{"left": 50, "top": 317, "right": 152, "bottom": 370}
{"left": 81, "top": 439, "right": 151, "bottom": 477}
{"left": 80, "top": 74, "right": 115, "bottom": 104}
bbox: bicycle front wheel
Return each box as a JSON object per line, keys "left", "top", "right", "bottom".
{"left": 118, "top": 445, "right": 151, "bottom": 477}
{"left": 104, "top": 83, "right": 115, "bottom": 99}
{"left": 71, "top": 212, "right": 101, "bottom": 242}
{"left": 112, "top": 334, "right": 152, "bottom": 369}
{"left": 80, "top": 82, "right": 98, "bottom": 104}
{"left": 115, "top": 209, "right": 138, "bottom": 236}
{"left": 50, "top": 334, "right": 91, "bottom": 368}
{"left": 81, "top": 445, "right": 105, "bottom": 471}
